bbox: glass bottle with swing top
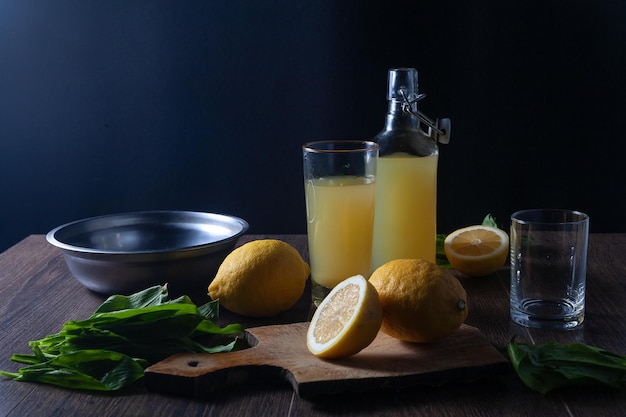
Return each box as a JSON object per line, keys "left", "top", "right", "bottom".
{"left": 371, "top": 67, "right": 451, "bottom": 271}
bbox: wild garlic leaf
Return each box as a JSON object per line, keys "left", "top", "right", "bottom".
{"left": 93, "top": 285, "right": 169, "bottom": 314}
{"left": 436, "top": 234, "right": 453, "bottom": 268}
{"left": 507, "top": 340, "right": 626, "bottom": 394}
{"left": 197, "top": 298, "right": 220, "bottom": 322}
{"left": 482, "top": 214, "right": 498, "bottom": 228}
{"left": 1, "top": 349, "right": 147, "bottom": 391}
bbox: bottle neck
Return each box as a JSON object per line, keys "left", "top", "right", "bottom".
{"left": 384, "top": 100, "right": 420, "bottom": 131}
{"left": 389, "top": 99, "right": 417, "bottom": 113}
{"left": 376, "top": 99, "right": 438, "bottom": 157}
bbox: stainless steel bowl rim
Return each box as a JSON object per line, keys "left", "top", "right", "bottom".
{"left": 46, "top": 210, "right": 249, "bottom": 256}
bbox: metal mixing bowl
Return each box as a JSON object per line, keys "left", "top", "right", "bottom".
{"left": 46, "top": 211, "right": 249, "bottom": 295}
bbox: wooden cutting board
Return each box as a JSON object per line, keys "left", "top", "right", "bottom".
{"left": 144, "top": 321, "right": 509, "bottom": 399}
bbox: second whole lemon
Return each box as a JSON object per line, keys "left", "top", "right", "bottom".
{"left": 208, "top": 239, "right": 310, "bottom": 317}
{"left": 369, "top": 259, "right": 468, "bottom": 343}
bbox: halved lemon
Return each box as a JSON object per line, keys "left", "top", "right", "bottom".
{"left": 444, "top": 225, "right": 510, "bottom": 277}
{"left": 306, "top": 275, "right": 383, "bottom": 359}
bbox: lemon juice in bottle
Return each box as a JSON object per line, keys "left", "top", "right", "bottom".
{"left": 371, "top": 68, "right": 449, "bottom": 271}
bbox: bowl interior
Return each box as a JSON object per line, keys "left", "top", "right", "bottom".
{"left": 47, "top": 211, "right": 249, "bottom": 254}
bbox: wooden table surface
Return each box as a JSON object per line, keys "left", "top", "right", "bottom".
{"left": 1, "top": 234, "right": 625, "bottom": 417}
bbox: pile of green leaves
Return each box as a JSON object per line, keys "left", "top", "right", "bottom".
{"left": 508, "top": 339, "right": 626, "bottom": 394}
{"left": 436, "top": 214, "right": 499, "bottom": 268}
{"left": 0, "top": 285, "right": 243, "bottom": 391}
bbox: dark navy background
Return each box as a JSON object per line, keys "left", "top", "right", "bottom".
{"left": 1, "top": 0, "right": 625, "bottom": 251}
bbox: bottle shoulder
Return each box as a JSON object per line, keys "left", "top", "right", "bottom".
{"left": 374, "top": 128, "right": 438, "bottom": 157}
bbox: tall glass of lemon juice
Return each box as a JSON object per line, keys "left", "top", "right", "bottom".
{"left": 303, "top": 141, "right": 378, "bottom": 306}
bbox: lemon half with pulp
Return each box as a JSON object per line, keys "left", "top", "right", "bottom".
{"left": 444, "top": 225, "right": 509, "bottom": 277}
{"left": 306, "top": 275, "right": 383, "bottom": 359}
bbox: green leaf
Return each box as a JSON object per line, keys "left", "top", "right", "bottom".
{"left": 77, "top": 303, "right": 206, "bottom": 340}
{"left": 482, "top": 214, "right": 498, "bottom": 228}
{"left": 93, "top": 285, "right": 169, "bottom": 314}
{"left": 197, "top": 298, "right": 220, "bottom": 322}
{"left": 1, "top": 349, "right": 147, "bottom": 391}
{"left": 436, "top": 233, "right": 453, "bottom": 268}
{"left": 507, "top": 339, "right": 626, "bottom": 394}
{"left": 193, "top": 319, "right": 244, "bottom": 337}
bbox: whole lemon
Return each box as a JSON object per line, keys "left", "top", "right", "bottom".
{"left": 369, "top": 259, "right": 468, "bottom": 343}
{"left": 208, "top": 239, "right": 310, "bottom": 317}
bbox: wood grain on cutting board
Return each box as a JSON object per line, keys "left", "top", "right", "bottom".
{"left": 144, "top": 321, "right": 509, "bottom": 399}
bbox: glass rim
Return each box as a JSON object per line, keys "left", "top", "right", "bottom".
{"left": 511, "top": 208, "right": 589, "bottom": 225}
{"left": 302, "top": 140, "right": 379, "bottom": 153}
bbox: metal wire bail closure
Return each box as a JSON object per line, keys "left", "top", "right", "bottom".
{"left": 399, "top": 89, "right": 451, "bottom": 145}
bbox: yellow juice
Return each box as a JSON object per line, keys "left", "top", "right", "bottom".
{"left": 305, "top": 176, "right": 376, "bottom": 288}
{"left": 372, "top": 153, "right": 438, "bottom": 271}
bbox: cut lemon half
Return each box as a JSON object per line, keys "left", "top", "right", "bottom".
{"left": 306, "top": 275, "right": 383, "bottom": 359}
{"left": 444, "top": 225, "right": 510, "bottom": 277}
